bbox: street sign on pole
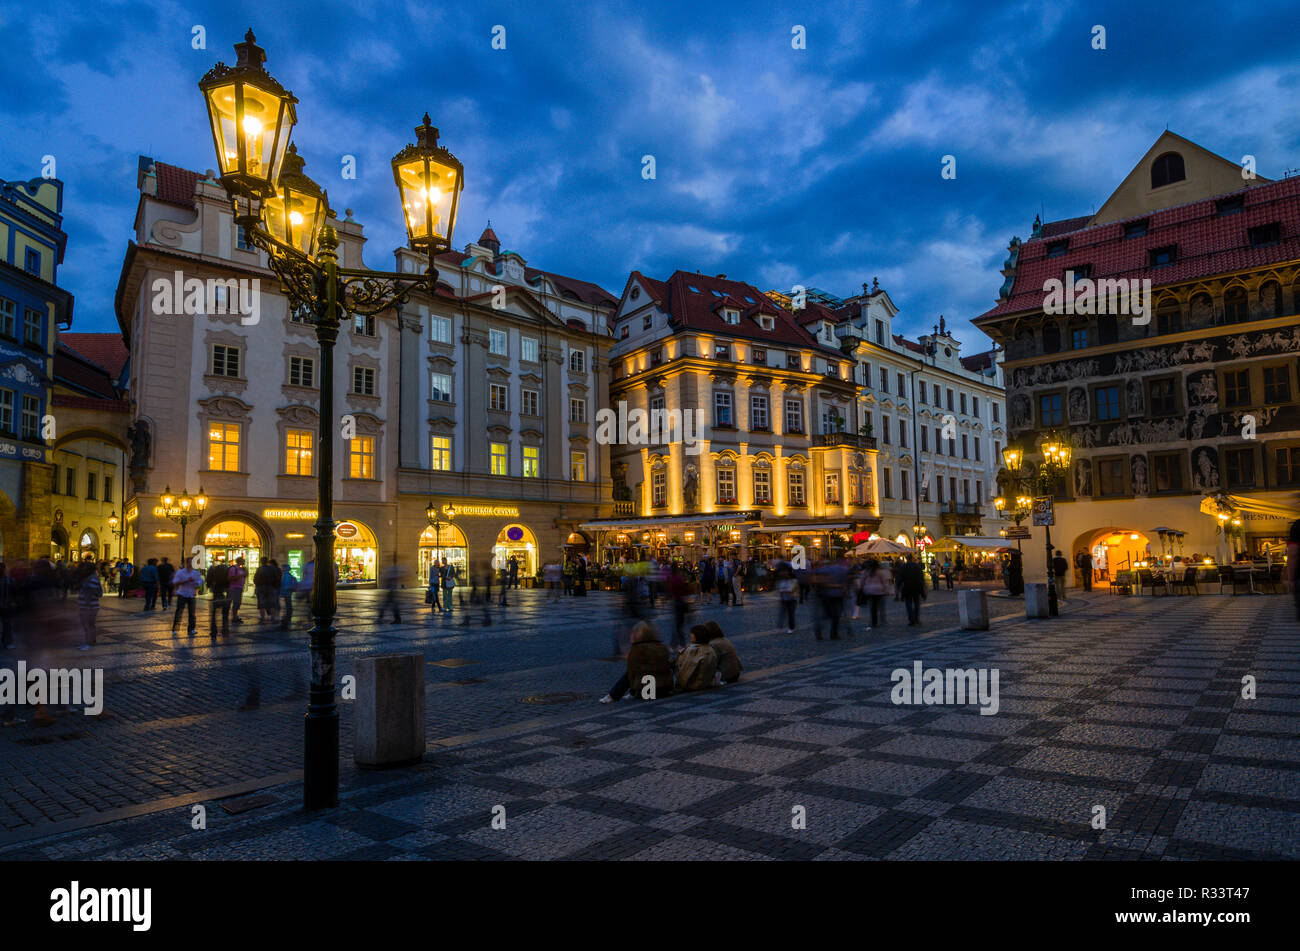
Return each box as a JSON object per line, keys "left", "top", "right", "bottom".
{"left": 1004, "top": 525, "right": 1031, "bottom": 540}
{"left": 1032, "top": 496, "right": 1055, "bottom": 527}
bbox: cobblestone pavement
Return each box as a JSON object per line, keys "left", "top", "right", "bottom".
{"left": 0, "top": 581, "right": 1007, "bottom": 840}
{"left": 3, "top": 589, "right": 1296, "bottom": 860}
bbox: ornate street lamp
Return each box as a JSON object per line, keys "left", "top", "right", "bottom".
{"left": 199, "top": 30, "right": 462, "bottom": 809}
{"left": 159, "top": 485, "right": 208, "bottom": 566}
{"left": 425, "top": 500, "right": 455, "bottom": 567}
{"left": 107, "top": 510, "right": 127, "bottom": 559}
{"left": 1001, "top": 439, "right": 1070, "bottom": 615}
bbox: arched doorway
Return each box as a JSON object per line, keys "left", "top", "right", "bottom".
{"left": 51, "top": 525, "right": 70, "bottom": 562}
{"left": 76, "top": 527, "right": 100, "bottom": 560}
{"left": 335, "top": 519, "right": 377, "bottom": 584}
{"left": 493, "top": 523, "right": 537, "bottom": 576}
{"left": 202, "top": 519, "right": 264, "bottom": 570}
{"left": 1073, "top": 527, "right": 1152, "bottom": 586}
{"left": 417, "top": 522, "right": 468, "bottom": 583}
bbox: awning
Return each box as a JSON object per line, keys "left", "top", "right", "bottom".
{"left": 755, "top": 522, "right": 852, "bottom": 533}
{"left": 930, "top": 535, "right": 1013, "bottom": 552}
{"left": 1199, "top": 492, "right": 1298, "bottom": 521}
{"left": 580, "top": 513, "right": 763, "bottom": 532}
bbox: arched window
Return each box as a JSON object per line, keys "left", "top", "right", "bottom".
{"left": 1151, "top": 152, "right": 1186, "bottom": 189}
{"left": 1042, "top": 322, "right": 1061, "bottom": 354}
{"left": 1224, "top": 286, "right": 1248, "bottom": 324}
{"left": 1156, "top": 298, "right": 1182, "bottom": 335}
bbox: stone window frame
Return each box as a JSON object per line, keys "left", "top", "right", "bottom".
{"left": 1093, "top": 453, "right": 1129, "bottom": 498}
{"left": 197, "top": 395, "right": 252, "bottom": 475}
{"left": 343, "top": 412, "right": 384, "bottom": 482}
{"left": 276, "top": 404, "right": 320, "bottom": 478}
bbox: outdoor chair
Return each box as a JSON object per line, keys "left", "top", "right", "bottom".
{"left": 1136, "top": 569, "right": 1166, "bottom": 596}
{"left": 1220, "top": 566, "right": 1249, "bottom": 595}
{"left": 1169, "top": 566, "right": 1199, "bottom": 596}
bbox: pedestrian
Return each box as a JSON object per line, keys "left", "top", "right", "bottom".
{"left": 777, "top": 564, "right": 797, "bottom": 634}
{"left": 900, "top": 554, "right": 927, "bottom": 626}
{"left": 698, "top": 557, "right": 715, "bottom": 605}
{"left": 1007, "top": 549, "right": 1025, "bottom": 596}
{"left": 426, "top": 560, "right": 442, "bottom": 614}
{"left": 278, "top": 563, "right": 298, "bottom": 631}
{"left": 730, "top": 556, "right": 745, "bottom": 606}
{"left": 543, "top": 560, "right": 562, "bottom": 601}
{"left": 700, "top": 620, "right": 743, "bottom": 684}
{"left": 138, "top": 557, "right": 159, "bottom": 610}
{"left": 253, "top": 557, "right": 278, "bottom": 622}
{"left": 942, "top": 558, "right": 954, "bottom": 591}
{"left": 76, "top": 557, "right": 102, "bottom": 650}
{"left": 1052, "top": 549, "right": 1070, "bottom": 600}
{"left": 378, "top": 559, "right": 403, "bottom": 624}
{"left": 675, "top": 628, "right": 719, "bottom": 692}
{"left": 117, "top": 558, "right": 134, "bottom": 598}
{"left": 507, "top": 555, "right": 519, "bottom": 590}
{"left": 170, "top": 560, "right": 203, "bottom": 636}
{"left": 1075, "top": 549, "right": 1093, "bottom": 592}
{"left": 206, "top": 560, "right": 232, "bottom": 637}
{"left": 441, "top": 559, "right": 456, "bottom": 613}
{"left": 928, "top": 559, "right": 940, "bottom": 590}
{"left": 814, "top": 556, "right": 849, "bottom": 641}
{"left": 955, "top": 553, "right": 966, "bottom": 585}
{"left": 716, "top": 558, "right": 731, "bottom": 606}
{"left": 667, "top": 562, "right": 690, "bottom": 652}
{"left": 157, "top": 556, "right": 175, "bottom": 610}
{"left": 228, "top": 556, "right": 248, "bottom": 623}
{"left": 796, "top": 562, "right": 811, "bottom": 604}
{"left": 861, "top": 557, "right": 890, "bottom": 630}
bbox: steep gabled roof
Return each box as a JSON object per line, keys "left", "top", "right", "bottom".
{"left": 59, "top": 332, "right": 128, "bottom": 377}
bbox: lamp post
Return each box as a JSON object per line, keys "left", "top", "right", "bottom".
{"left": 159, "top": 486, "right": 208, "bottom": 567}
{"left": 425, "top": 501, "right": 456, "bottom": 573}
{"left": 991, "top": 493, "right": 1031, "bottom": 554}
{"left": 199, "top": 30, "right": 463, "bottom": 809}
{"left": 107, "top": 511, "right": 127, "bottom": 560}
{"left": 1000, "top": 439, "right": 1070, "bottom": 617}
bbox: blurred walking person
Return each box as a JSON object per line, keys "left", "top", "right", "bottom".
{"left": 170, "top": 560, "right": 203, "bottom": 637}
{"left": 228, "top": 556, "right": 248, "bottom": 623}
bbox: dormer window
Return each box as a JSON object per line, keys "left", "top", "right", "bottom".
{"left": 1046, "top": 239, "right": 1069, "bottom": 258}
{"left": 722, "top": 308, "right": 740, "bottom": 324}
{"left": 1249, "top": 222, "right": 1281, "bottom": 248}
{"left": 1068, "top": 265, "right": 1092, "bottom": 283}
{"left": 1149, "top": 245, "right": 1177, "bottom": 268}
{"left": 1217, "top": 196, "right": 1245, "bottom": 217}
{"left": 752, "top": 348, "right": 766, "bottom": 365}
{"left": 757, "top": 314, "right": 774, "bottom": 331}
{"left": 1123, "top": 219, "right": 1149, "bottom": 238}
{"left": 643, "top": 314, "right": 652, "bottom": 330}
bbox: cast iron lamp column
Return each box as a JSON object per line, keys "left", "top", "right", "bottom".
{"left": 159, "top": 486, "right": 208, "bottom": 568}
{"left": 200, "top": 30, "right": 464, "bottom": 809}
{"left": 107, "top": 511, "right": 127, "bottom": 560}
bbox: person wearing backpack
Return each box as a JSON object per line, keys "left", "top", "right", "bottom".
{"left": 674, "top": 629, "right": 718, "bottom": 692}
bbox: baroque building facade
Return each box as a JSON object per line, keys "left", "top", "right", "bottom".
{"left": 974, "top": 131, "right": 1300, "bottom": 585}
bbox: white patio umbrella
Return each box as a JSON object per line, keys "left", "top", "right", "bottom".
{"left": 854, "top": 537, "right": 913, "bottom": 556}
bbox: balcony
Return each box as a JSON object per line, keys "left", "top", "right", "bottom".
{"left": 946, "top": 501, "right": 980, "bottom": 516}
{"left": 613, "top": 500, "right": 634, "bottom": 517}
{"left": 812, "top": 432, "right": 877, "bottom": 450}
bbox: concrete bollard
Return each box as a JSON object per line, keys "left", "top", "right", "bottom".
{"left": 958, "top": 590, "right": 989, "bottom": 630}
{"left": 1025, "top": 583, "right": 1050, "bottom": 618}
{"left": 354, "top": 653, "right": 426, "bottom": 768}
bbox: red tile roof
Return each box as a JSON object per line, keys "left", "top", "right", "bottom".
{"left": 632, "top": 270, "right": 843, "bottom": 355}
{"left": 59, "top": 332, "right": 128, "bottom": 377}
{"left": 54, "top": 344, "right": 120, "bottom": 399}
{"left": 154, "top": 162, "right": 201, "bottom": 209}
{"left": 1038, "top": 215, "right": 1091, "bottom": 239}
{"left": 980, "top": 175, "right": 1300, "bottom": 320}
{"left": 960, "top": 349, "right": 997, "bottom": 372}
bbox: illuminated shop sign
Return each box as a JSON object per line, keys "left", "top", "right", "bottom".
{"left": 442, "top": 503, "right": 520, "bottom": 518}
{"left": 263, "top": 509, "right": 319, "bottom": 520}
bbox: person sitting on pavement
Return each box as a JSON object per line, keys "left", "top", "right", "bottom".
{"left": 674, "top": 627, "right": 719, "bottom": 692}
{"left": 600, "top": 621, "right": 673, "bottom": 703}
{"left": 700, "top": 620, "right": 742, "bottom": 684}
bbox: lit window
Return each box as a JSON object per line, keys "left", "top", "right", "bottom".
{"left": 490, "top": 328, "right": 508, "bottom": 355}
{"left": 714, "top": 391, "right": 734, "bottom": 427}
{"left": 716, "top": 467, "right": 737, "bottom": 503}
{"left": 522, "top": 446, "right": 540, "bottom": 478}
{"left": 353, "top": 313, "right": 376, "bottom": 336}
{"left": 349, "top": 435, "right": 375, "bottom": 479}
{"left": 490, "top": 442, "right": 508, "bottom": 475}
{"left": 208, "top": 421, "right": 240, "bottom": 471}
{"left": 751, "top": 395, "right": 769, "bottom": 430}
{"left": 570, "top": 451, "right": 586, "bottom": 482}
{"left": 21, "top": 395, "right": 39, "bottom": 441}
{"left": 753, "top": 468, "right": 771, "bottom": 504}
{"left": 652, "top": 469, "right": 667, "bottom": 506}
{"left": 787, "top": 469, "right": 805, "bottom": 506}
{"left": 285, "top": 429, "right": 313, "bottom": 475}
{"left": 784, "top": 399, "right": 803, "bottom": 433}
{"left": 86, "top": 471, "right": 97, "bottom": 500}
{"left": 824, "top": 472, "right": 840, "bottom": 504}
{"left": 431, "top": 435, "right": 451, "bottom": 471}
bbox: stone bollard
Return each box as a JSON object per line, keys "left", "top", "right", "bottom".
{"left": 1025, "top": 583, "right": 1050, "bottom": 618}
{"left": 354, "top": 653, "right": 426, "bottom": 768}
{"left": 958, "top": 590, "right": 989, "bottom": 630}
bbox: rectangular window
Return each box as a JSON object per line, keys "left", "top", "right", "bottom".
{"left": 717, "top": 468, "right": 736, "bottom": 503}
{"left": 353, "top": 313, "right": 376, "bottom": 336}
{"left": 430, "top": 372, "right": 453, "bottom": 402}
{"left": 86, "top": 471, "right": 97, "bottom": 500}
{"left": 920, "top": 427, "right": 929, "bottom": 452}
{"left": 285, "top": 429, "right": 313, "bottom": 476}
{"left": 489, "top": 383, "right": 509, "bottom": 412}
{"left": 901, "top": 470, "right": 911, "bottom": 501}
{"left": 714, "top": 343, "right": 731, "bottom": 361}
{"left": 104, "top": 475, "right": 113, "bottom": 504}
{"left": 785, "top": 399, "right": 803, "bottom": 433}
{"left": 521, "top": 336, "right": 538, "bottom": 362}
{"left": 861, "top": 362, "right": 871, "bottom": 388}
{"left": 429, "top": 315, "right": 452, "bottom": 344}
{"left": 521, "top": 389, "right": 540, "bottom": 416}
{"left": 211, "top": 345, "right": 241, "bottom": 377}
{"left": 1046, "top": 239, "right": 1069, "bottom": 258}
{"left": 1149, "top": 245, "right": 1176, "bottom": 268}
{"left": 787, "top": 470, "right": 805, "bottom": 506}
{"left": 490, "top": 442, "right": 508, "bottom": 476}
{"left": 824, "top": 472, "right": 840, "bottom": 504}
{"left": 751, "top": 394, "right": 769, "bottom": 430}
{"left": 917, "top": 377, "right": 925, "bottom": 403}
{"left": 753, "top": 467, "right": 772, "bottom": 504}
{"left": 1263, "top": 366, "right": 1291, "bottom": 403}
{"left": 1095, "top": 385, "right": 1121, "bottom": 421}
{"left": 972, "top": 396, "right": 980, "bottom": 418}
{"left": 897, "top": 373, "right": 906, "bottom": 397}
{"left": 787, "top": 352, "right": 801, "bottom": 370}
{"left": 0, "top": 299, "right": 14, "bottom": 337}
{"left": 236, "top": 225, "right": 251, "bottom": 251}
{"left": 208, "top": 421, "right": 240, "bottom": 471}
{"left": 1095, "top": 458, "right": 1123, "bottom": 497}
{"left": 961, "top": 434, "right": 968, "bottom": 459}
{"left": 879, "top": 367, "right": 889, "bottom": 393}
{"left": 20, "top": 395, "right": 39, "bottom": 440}
{"left": 874, "top": 319, "right": 884, "bottom": 345}
{"left": 752, "top": 347, "right": 767, "bottom": 365}
{"left": 932, "top": 383, "right": 941, "bottom": 405}
{"left": 23, "top": 308, "right": 41, "bottom": 346}
{"left": 899, "top": 418, "right": 907, "bottom": 448}
{"left": 1071, "top": 328, "right": 1087, "bottom": 349}
{"left": 1124, "top": 218, "right": 1150, "bottom": 238}
{"left": 960, "top": 393, "right": 967, "bottom": 414}
{"left": 974, "top": 438, "right": 981, "bottom": 462}
{"left": 349, "top": 435, "right": 375, "bottom": 479}
{"left": 992, "top": 402, "right": 999, "bottom": 423}
{"left": 1277, "top": 447, "right": 1300, "bottom": 486}
{"left": 352, "top": 366, "right": 376, "bottom": 396}
{"left": 290, "top": 303, "right": 313, "bottom": 324}
{"left": 946, "top": 389, "right": 954, "bottom": 411}
{"left": 934, "top": 427, "right": 943, "bottom": 455}
{"left": 570, "top": 451, "right": 586, "bottom": 482}
{"left": 430, "top": 435, "right": 451, "bottom": 471}
{"left": 522, "top": 446, "right": 540, "bottom": 478}
{"left": 950, "top": 477, "right": 957, "bottom": 504}
{"left": 1223, "top": 370, "right": 1251, "bottom": 407}
{"left": 288, "top": 356, "right": 315, "bottom": 388}
{"left": 652, "top": 469, "right": 667, "bottom": 506}
{"left": 489, "top": 328, "right": 508, "bottom": 355}
{"left": 569, "top": 397, "right": 587, "bottom": 423}
{"left": 882, "top": 467, "right": 893, "bottom": 499}
{"left": 25, "top": 248, "right": 40, "bottom": 273}
{"left": 714, "top": 391, "right": 734, "bottom": 427}
{"left": 882, "top": 414, "right": 891, "bottom": 444}
{"left": 1039, "top": 392, "right": 1064, "bottom": 426}
{"left": 650, "top": 395, "right": 665, "bottom": 415}
{"left": 65, "top": 466, "right": 76, "bottom": 496}
{"left": 569, "top": 349, "right": 586, "bottom": 373}
{"left": 1224, "top": 447, "right": 1254, "bottom": 488}
{"left": 1249, "top": 223, "right": 1281, "bottom": 248}
{"left": 1152, "top": 453, "right": 1183, "bottom": 493}
{"left": 1148, "top": 378, "right": 1176, "bottom": 416}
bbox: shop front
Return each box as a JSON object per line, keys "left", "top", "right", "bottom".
{"left": 335, "top": 519, "right": 377, "bottom": 585}
{"left": 201, "top": 518, "right": 265, "bottom": 569}
{"left": 417, "top": 522, "right": 468, "bottom": 583}
{"left": 492, "top": 523, "right": 538, "bottom": 576}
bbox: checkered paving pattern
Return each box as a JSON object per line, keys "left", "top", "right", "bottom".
{"left": 5, "top": 593, "right": 1296, "bottom": 860}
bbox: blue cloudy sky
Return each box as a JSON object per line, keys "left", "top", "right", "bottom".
{"left": 3, "top": 0, "right": 1300, "bottom": 352}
